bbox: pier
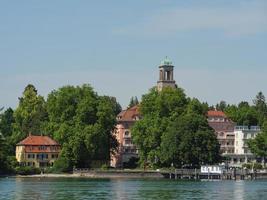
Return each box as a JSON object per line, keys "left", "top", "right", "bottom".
{"left": 163, "top": 168, "right": 267, "bottom": 180}
{"left": 73, "top": 168, "right": 267, "bottom": 180}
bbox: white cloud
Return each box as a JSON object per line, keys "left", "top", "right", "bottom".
{"left": 114, "top": 1, "right": 267, "bottom": 37}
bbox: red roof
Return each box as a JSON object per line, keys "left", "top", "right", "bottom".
{"left": 117, "top": 105, "right": 140, "bottom": 121}
{"left": 207, "top": 110, "right": 227, "bottom": 117}
{"left": 17, "top": 135, "right": 60, "bottom": 146}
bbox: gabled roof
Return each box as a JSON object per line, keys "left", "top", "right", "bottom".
{"left": 17, "top": 135, "right": 60, "bottom": 146}
{"left": 117, "top": 105, "right": 140, "bottom": 121}
{"left": 207, "top": 110, "right": 227, "bottom": 118}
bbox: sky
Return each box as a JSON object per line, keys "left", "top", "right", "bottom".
{"left": 0, "top": 0, "right": 267, "bottom": 109}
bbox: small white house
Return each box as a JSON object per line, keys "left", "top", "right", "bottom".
{"left": 201, "top": 165, "right": 223, "bottom": 174}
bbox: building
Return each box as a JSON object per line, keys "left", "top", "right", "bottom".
{"left": 110, "top": 105, "right": 140, "bottom": 168}
{"left": 16, "top": 134, "right": 61, "bottom": 168}
{"left": 111, "top": 57, "right": 177, "bottom": 168}
{"left": 207, "top": 110, "right": 262, "bottom": 167}
{"left": 201, "top": 165, "right": 224, "bottom": 175}
{"left": 157, "top": 57, "right": 176, "bottom": 91}
{"left": 227, "top": 126, "right": 261, "bottom": 167}
{"left": 207, "top": 110, "right": 236, "bottom": 154}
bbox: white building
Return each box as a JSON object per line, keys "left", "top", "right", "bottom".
{"left": 227, "top": 126, "right": 261, "bottom": 167}
{"left": 201, "top": 165, "right": 224, "bottom": 174}
{"left": 234, "top": 126, "right": 260, "bottom": 154}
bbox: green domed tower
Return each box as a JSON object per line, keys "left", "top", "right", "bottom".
{"left": 157, "top": 57, "right": 176, "bottom": 91}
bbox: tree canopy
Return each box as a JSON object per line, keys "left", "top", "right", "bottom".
{"left": 247, "top": 122, "right": 267, "bottom": 166}
{"left": 128, "top": 96, "right": 139, "bottom": 108}
{"left": 44, "top": 84, "right": 121, "bottom": 169}
{"left": 11, "top": 84, "right": 47, "bottom": 144}
{"left": 131, "top": 87, "right": 220, "bottom": 168}
{"left": 215, "top": 92, "right": 267, "bottom": 127}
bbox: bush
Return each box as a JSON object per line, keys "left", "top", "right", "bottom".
{"left": 123, "top": 157, "right": 139, "bottom": 169}
{"left": 15, "top": 166, "right": 41, "bottom": 175}
{"left": 101, "top": 164, "right": 109, "bottom": 170}
{"left": 253, "top": 162, "right": 263, "bottom": 170}
{"left": 242, "top": 162, "right": 263, "bottom": 170}
{"left": 53, "top": 156, "right": 73, "bottom": 173}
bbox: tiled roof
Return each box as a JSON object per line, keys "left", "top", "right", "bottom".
{"left": 208, "top": 121, "right": 235, "bottom": 132}
{"left": 17, "top": 135, "right": 60, "bottom": 146}
{"left": 117, "top": 105, "right": 140, "bottom": 121}
{"left": 207, "top": 110, "right": 227, "bottom": 117}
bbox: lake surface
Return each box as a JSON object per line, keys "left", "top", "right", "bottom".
{"left": 0, "top": 177, "right": 267, "bottom": 200}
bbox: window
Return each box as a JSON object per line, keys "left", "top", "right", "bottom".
{"left": 125, "top": 139, "right": 131, "bottom": 145}
{"left": 37, "top": 153, "right": 48, "bottom": 160}
{"left": 52, "top": 154, "right": 58, "bottom": 159}
{"left": 27, "top": 154, "right": 35, "bottom": 159}
{"left": 39, "top": 146, "right": 47, "bottom": 150}
{"left": 124, "top": 131, "right": 130, "bottom": 137}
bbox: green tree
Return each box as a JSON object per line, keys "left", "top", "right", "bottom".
{"left": 216, "top": 100, "right": 227, "bottom": 111}
{"left": 12, "top": 84, "right": 47, "bottom": 144}
{"left": 0, "top": 108, "right": 14, "bottom": 138}
{"left": 253, "top": 92, "right": 267, "bottom": 126}
{"left": 0, "top": 134, "right": 7, "bottom": 174}
{"left": 128, "top": 96, "right": 139, "bottom": 108}
{"left": 247, "top": 125, "right": 267, "bottom": 167}
{"left": 44, "top": 84, "right": 119, "bottom": 169}
{"left": 225, "top": 102, "right": 259, "bottom": 126}
{"left": 132, "top": 87, "right": 220, "bottom": 168}
{"left": 0, "top": 134, "right": 17, "bottom": 174}
{"left": 160, "top": 100, "right": 220, "bottom": 168}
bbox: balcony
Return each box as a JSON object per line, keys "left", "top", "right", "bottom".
{"left": 235, "top": 126, "right": 260, "bottom": 131}
{"left": 235, "top": 126, "right": 249, "bottom": 131}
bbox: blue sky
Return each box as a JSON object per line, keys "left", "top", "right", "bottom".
{"left": 0, "top": 0, "right": 267, "bottom": 109}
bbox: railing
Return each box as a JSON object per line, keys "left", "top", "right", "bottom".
{"left": 235, "top": 126, "right": 249, "bottom": 131}
{"left": 235, "top": 126, "right": 261, "bottom": 131}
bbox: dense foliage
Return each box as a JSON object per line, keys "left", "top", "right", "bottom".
{"left": 128, "top": 96, "right": 139, "bottom": 108}
{"left": 215, "top": 92, "right": 267, "bottom": 127}
{"left": 247, "top": 123, "right": 267, "bottom": 166}
{"left": 1, "top": 82, "right": 267, "bottom": 174}
{"left": 131, "top": 87, "right": 221, "bottom": 168}
{"left": 43, "top": 84, "right": 120, "bottom": 169}
{"left": 0, "top": 84, "right": 121, "bottom": 173}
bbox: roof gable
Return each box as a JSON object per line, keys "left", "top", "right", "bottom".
{"left": 207, "top": 110, "right": 227, "bottom": 117}
{"left": 17, "top": 135, "right": 60, "bottom": 146}
{"left": 117, "top": 105, "right": 140, "bottom": 121}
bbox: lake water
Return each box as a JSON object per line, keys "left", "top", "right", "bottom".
{"left": 0, "top": 177, "right": 267, "bottom": 200}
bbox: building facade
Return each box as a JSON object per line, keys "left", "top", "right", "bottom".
{"left": 110, "top": 105, "right": 140, "bottom": 168}
{"left": 207, "top": 110, "right": 262, "bottom": 167}
{"left": 227, "top": 126, "right": 261, "bottom": 167}
{"left": 16, "top": 134, "right": 61, "bottom": 168}
{"left": 207, "top": 110, "right": 236, "bottom": 154}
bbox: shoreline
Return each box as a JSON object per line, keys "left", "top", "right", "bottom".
{"left": 2, "top": 170, "right": 165, "bottom": 179}
{"left": 2, "top": 170, "right": 267, "bottom": 180}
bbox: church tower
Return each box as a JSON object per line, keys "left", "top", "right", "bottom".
{"left": 157, "top": 57, "right": 176, "bottom": 91}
